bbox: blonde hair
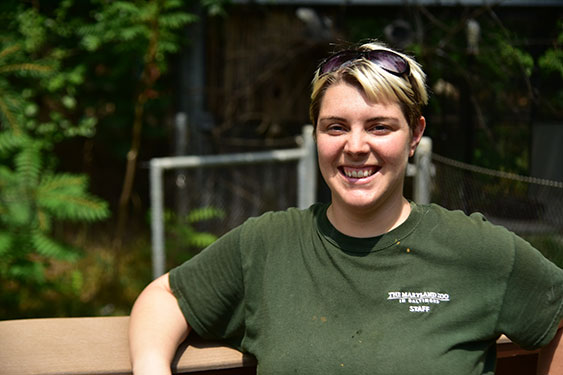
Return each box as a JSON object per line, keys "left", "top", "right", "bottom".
{"left": 310, "top": 41, "right": 428, "bottom": 131}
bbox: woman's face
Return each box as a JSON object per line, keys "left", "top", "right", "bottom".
{"left": 315, "top": 81, "right": 425, "bottom": 216}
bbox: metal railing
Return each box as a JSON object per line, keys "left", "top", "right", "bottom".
{"left": 149, "top": 125, "right": 317, "bottom": 278}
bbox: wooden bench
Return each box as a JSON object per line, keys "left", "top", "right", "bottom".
{"left": 0, "top": 316, "right": 550, "bottom": 374}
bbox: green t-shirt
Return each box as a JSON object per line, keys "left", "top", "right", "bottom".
{"left": 169, "top": 202, "right": 563, "bottom": 375}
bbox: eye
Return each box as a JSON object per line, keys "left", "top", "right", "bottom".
{"left": 326, "top": 123, "right": 348, "bottom": 134}
{"left": 369, "top": 124, "right": 390, "bottom": 133}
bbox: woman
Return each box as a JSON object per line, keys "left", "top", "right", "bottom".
{"left": 129, "top": 41, "right": 563, "bottom": 375}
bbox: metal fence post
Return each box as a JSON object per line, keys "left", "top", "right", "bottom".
{"left": 414, "top": 137, "right": 432, "bottom": 205}
{"left": 150, "top": 160, "right": 166, "bottom": 279}
{"left": 297, "top": 125, "right": 317, "bottom": 209}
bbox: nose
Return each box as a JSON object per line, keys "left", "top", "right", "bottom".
{"left": 344, "top": 128, "right": 370, "bottom": 156}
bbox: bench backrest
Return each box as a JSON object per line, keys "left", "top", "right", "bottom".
{"left": 0, "top": 316, "right": 255, "bottom": 375}
{"left": 0, "top": 316, "right": 553, "bottom": 375}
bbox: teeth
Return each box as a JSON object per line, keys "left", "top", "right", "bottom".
{"left": 344, "top": 168, "right": 375, "bottom": 178}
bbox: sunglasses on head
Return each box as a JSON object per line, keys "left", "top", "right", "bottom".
{"left": 319, "top": 49, "right": 411, "bottom": 77}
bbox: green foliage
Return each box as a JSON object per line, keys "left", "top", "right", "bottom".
{"left": 391, "top": 8, "right": 558, "bottom": 173}
{"left": 0, "top": 125, "right": 112, "bottom": 316}
{"left": 0, "top": 131, "right": 110, "bottom": 281}
{"left": 537, "top": 20, "right": 563, "bottom": 118}
{"left": 539, "top": 20, "right": 563, "bottom": 77}
{"left": 164, "top": 207, "right": 225, "bottom": 264}
{"left": 539, "top": 48, "right": 563, "bottom": 77}
{"left": 0, "top": 0, "right": 216, "bottom": 318}
{"left": 78, "top": 0, "right": 196, "bottom": 60}
{"left": 0, "top": 44, "right": 51, "bottom": 134}
{"left": 0, "top": 3, "right": 110, "bottom": 294}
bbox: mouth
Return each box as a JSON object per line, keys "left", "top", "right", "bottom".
{"left": 339, "top": 166, "right": 380, "bottom": 179}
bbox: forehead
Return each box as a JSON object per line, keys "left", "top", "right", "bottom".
{"left": 319, "top": 82, "right": 405, "bottom": 120}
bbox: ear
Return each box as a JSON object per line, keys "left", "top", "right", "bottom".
{"left": 409, "top": 116, "right": 426, "bottom": 157}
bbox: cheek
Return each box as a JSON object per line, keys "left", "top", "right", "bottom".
{"left": 316, "top": 139, "right": 341, "bottom": 178}
{"left": 316, "top": 138, "right": 337, "bottom": 161}
{"left": 378, "top": 138, "right": 412, "bottom": 164}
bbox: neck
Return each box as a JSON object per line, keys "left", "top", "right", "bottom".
{"left": 327, "top": 197, "right": 412, "bottom": 238}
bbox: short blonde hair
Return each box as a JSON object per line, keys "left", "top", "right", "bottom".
{"left": 310, "top": 41, "right": 428, "bottom": 131}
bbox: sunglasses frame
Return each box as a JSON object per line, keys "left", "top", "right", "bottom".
{"left": 319, "top": 49, "right": 411, "bottom": 77}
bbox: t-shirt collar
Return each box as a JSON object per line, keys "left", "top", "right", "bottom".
{"left": 314, "top": 201, "right": 425, "bottom": 254}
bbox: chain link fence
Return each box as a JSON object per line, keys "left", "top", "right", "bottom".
{"left": 431, "top": 154, "right": 563, "bottom": 268}
{"left": 171, "top": 159, "right": 300, "bottom": 230}
{"left": 159, "top": 160, "right": 302, "bottom": 271}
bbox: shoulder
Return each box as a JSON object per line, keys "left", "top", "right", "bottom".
{"left": 233, "top": 203, "right": 325, "bottom": 254}
{"left": 411, "top": 203, "right": 525, "bottom": 269}
{"left": 241, "top": 203, "right": 324, "bottom": 233}
{"left": 420, "top": 203, "right": 514, "bottom": 240}
{"left": 235, "top": 204, "right": 326, "bottom": 269}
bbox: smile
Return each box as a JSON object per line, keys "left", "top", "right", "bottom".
{"left": 340, "top": 166, "right": 378, "bottom": 179}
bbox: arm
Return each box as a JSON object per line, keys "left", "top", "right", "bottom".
{"left": 129, "top": 273, "right": 190, "bottom": 375}
{"left": 537, "top": 321, "right": 563, "bottom": 375}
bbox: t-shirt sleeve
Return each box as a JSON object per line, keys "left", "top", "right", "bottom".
{"left": 496, "top": 234, "right": 563, "bottom": 349}
{"left": 169, "top": 225, "right": 246, "bottom": 348}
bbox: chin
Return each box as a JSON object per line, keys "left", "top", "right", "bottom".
{"left": 336, "top": 196, "right": 383, "bottom": 212}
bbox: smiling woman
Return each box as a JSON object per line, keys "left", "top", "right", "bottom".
{"left": 129, "top": 40, "right": 563, "bottom": 375}
{"left": 315, "top": 82, "right": 425, "bottom": 237}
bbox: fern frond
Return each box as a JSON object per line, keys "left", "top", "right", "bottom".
{"left": 0, "top": 130, "right": 26, "bottom": 153}
{"left": 37, "top": 173, "right": 110, "bottom": 222}
{"left": 37, "top": 173, "right": 110, "bottom": 221}
{"left": 0, "top": 165, "right": 16, "bottom": 183}
{"left": 14, "top": 142, "right": 42, "bottom": 186}
{"left": 38, "top": 174, "right": 87, "bottom": 195}
{"left": 9, "top": 261, "right": 46, "bottom": 283}
{"left": 187, "top": 207, "right": 225, "bottom": 223}
{"left": 38, "top": 191, "right": 110, "bottom": 222}
{"left": 110, "top": 1, "right": 143, "bottom": 15}
{"left": 36, "top": 209, "right": 52, "bottom": 232}
{"left": 162, "top": 0, "right": 183, "bottom": 9}
{"left": 0, "top": 231, "right": 12, "bottom": 256}
{"left": 31, "top": 231, "right": 79, "bottom": 261}
{"left": 120, "top": 25, "right": 146, "bottom": 42}
{"left": 159, "top": 12, "right": 196, "bottom": 29}
{"left": 0, "top": 90, "right": 21, "bottom": 132}
{"left": 0, "top": 63, "right": 52, "bottom": 75}
{"left": 37, "top": 174, "right": 110, "bottom": 221}
{"left": 0, "top": 44, "right": 21, "bottom": 60}
{"left": 1, "top": 195, "right": 33, "bottom": 227}
{"left": 186, "top": 232, "right": 218, "bottom": 248}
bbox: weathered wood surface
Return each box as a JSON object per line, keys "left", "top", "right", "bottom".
{"left": 0, "top": 316, "right": 542, "bottom": 375}
{"left": 0, "top": 316, "right": 256, "bottom": 375}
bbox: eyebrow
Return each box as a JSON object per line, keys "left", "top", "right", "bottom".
{"left": 366, "top": 116, "right": 401, "bottom": 124}
{"left": 318, "top": 116, "right": 345, "bottom": 122}
{"left": 318, "top": 116, "right": 401, "bottom": 124}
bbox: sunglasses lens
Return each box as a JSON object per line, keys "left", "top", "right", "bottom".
{"left": 319, "top": 49, "right": 409, "bottom": 76}
{"left": 320, "top": 52, "right": 358, "bottom": 74}
{"left": 367, "top": 50, "right": 409, "bottom": 75}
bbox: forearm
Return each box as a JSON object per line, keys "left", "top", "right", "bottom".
{"left": 129, "top": 273, "right": 190, "bottom": 375}
{"left": 537, "top": 321, "right": 563, "bottom": 375}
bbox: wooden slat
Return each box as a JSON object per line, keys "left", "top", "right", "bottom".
{"left": 0, "top": 316, "right": 542, "bottom": 375}
{"left": 496, "top": 334, "right": 540, "bottom": 359}
{"left": 0, "top": 316, "right": 256, "bottom": 375}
